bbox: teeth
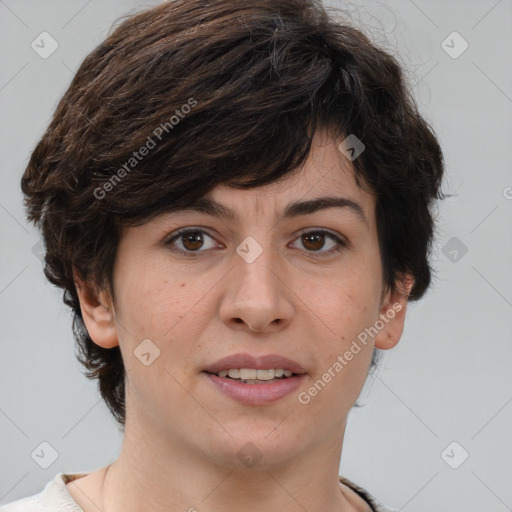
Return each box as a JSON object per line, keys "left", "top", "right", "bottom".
{"left": 215, "top": 368, "right": 294, "bottom": 379}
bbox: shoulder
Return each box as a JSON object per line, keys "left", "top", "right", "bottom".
{"left": 0, "top": 473, "right": 87, "bottom": 512}
{"left": 339, "top": 475, "right": 399, "bottom": 512}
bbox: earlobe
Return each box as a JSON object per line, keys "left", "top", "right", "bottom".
{"left": 374, "top": 274, "right": 414, "bottom": 350}
{"left": 73, "top": 269, "right": 119, "bottom": 349}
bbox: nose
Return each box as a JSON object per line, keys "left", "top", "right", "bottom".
{"left": 219, "top": 244, "right": 294, "bottom": 334}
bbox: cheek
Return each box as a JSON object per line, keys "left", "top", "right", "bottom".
{"left": 113, "top": 255, "right": 188, "bottom": 336}
{"left": 300, "top": 284, "right": 380, "bottom": 415}
{"left": 304, "top": 262, "right": 383, "bottom": 379}
{"left": 307, "top": 267, "right": 382, "bottom": 340}
{"left": 114, "top": 256, "right": 219, "bottom": 358}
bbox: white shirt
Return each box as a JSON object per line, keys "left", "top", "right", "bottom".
{"left": 0, "top": 472, "right": 399, "bottom": 511}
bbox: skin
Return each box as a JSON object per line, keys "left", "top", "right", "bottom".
{"left": 69, "top": 130, "right": 413, "bottom": 512}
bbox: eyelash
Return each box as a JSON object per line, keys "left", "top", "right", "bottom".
{"left": 164, "top": 228, "right": 348, "bottom": 258}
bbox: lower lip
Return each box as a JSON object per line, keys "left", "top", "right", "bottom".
{"left": 204, "top": 373, "right": 306, "bottom": 405}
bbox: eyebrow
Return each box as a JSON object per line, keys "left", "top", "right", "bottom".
{"left": 171, "top": 196, "right": 368, "bottom": 227}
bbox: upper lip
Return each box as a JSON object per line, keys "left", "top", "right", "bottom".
{"left": 204, "top": 353, "right": 306, "bottom": 375}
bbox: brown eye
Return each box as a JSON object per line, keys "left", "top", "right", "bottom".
{"left": 165, "top": 228, "right": 347, "bottom": 258}
{"left": 181, "top": 231, "right": 204, "bottom": 251}
{"left": 291, "top": 230, "right": 347, "bottom": 256}
{"left": 301, "top": 233, "right": 326, "bottom": 251}
{"left": 166, "top": 229, "right": 219, "bottom": 256}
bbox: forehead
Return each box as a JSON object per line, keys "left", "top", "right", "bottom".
{"left": 205, "top": 132, "right": 376, "bottom": 226}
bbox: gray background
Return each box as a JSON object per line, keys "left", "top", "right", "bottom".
{"left": 1, "top": 1, "right": 511, "bottom": 510}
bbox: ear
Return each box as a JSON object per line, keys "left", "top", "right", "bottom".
{"left": 374, "top": 273, "right": 415, "bottom": 350}
{"left": 73, "top": 268, "right": 119, "bottom": 349}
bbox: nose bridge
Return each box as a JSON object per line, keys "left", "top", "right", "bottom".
{"left": 234, "top": 234, "right": 279, "bottom": 296}
{"left": 220, "top": 233, "right": 293, "bottom": 332}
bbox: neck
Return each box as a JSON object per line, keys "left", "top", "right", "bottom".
{"left": 100, "top": 406, "right": 359, "bottom": 512}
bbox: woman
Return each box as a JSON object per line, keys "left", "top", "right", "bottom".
{"left": 1, "top": 0, "right": 444, "bottom": 510}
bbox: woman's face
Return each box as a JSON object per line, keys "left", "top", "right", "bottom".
{"left": 81, "top": 131, "right": 410, "bottom": 469}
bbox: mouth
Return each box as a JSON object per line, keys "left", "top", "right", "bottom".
{"left": 204, "top": 352, "right": 306, "bottom": 377}
{"left": 204, "top": 372, "right": 306, "bottom": 404}
{"left": 205, "top": 367, "right": 299, "bottom": 383}
{"left": 202, "top": 353, "right": 307, "bottom": 404}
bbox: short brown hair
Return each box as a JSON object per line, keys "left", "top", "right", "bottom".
{"left": 21, "top": 0, "right": 445, "bottom": 428}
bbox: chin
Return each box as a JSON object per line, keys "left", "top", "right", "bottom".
{"left": 199, "top": 423, "right": 308, "bottom": 470}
